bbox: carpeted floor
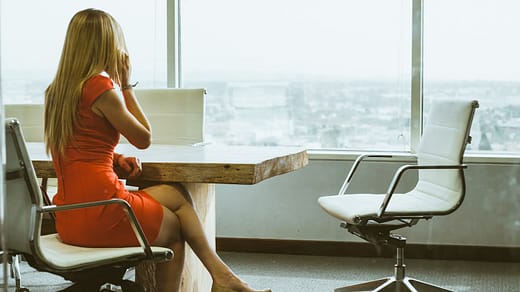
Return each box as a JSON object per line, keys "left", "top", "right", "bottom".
{"left": 220, "top": 252, "right": 520, "bottom": 292}
{"left": 2, "top": 252, "right": 520, "bottom": 291}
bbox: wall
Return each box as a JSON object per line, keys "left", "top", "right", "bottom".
{"left": 215, "top": 158, "right": 520, "bottom": 247}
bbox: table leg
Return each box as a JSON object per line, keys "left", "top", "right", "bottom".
{"left": 136, "top": 183, "right": 215, "bottom": 292}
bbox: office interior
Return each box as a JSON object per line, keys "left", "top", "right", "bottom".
{"left": 2, "top": 0, "right": 520, "bottom": 291}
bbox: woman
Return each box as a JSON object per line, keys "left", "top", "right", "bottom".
{"left": 44, "top": 8, "right": 270, "bottom": 292}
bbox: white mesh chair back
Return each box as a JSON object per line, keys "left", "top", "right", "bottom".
{"left": 4, "top": 118, "right": 43, "bottom": 255}
{"left": 412, "top": 100, "right": 478, "bottom": 213}
{"left": 133, "top": 88, "right": 206, "bottom": 145}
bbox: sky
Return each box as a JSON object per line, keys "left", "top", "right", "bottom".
{"left": 1, "top": 0, "right": 166, "bottom": 81}
{"left": 1, "top": 0, "right": 520, "bottom": 83}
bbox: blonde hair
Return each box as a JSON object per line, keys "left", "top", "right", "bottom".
{"left": 44, "top": 8, "right": 127, "bottom": 157}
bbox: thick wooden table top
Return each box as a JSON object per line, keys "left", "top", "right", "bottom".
{"left": 28, "top": 143, "right": 308, "bottom": 185}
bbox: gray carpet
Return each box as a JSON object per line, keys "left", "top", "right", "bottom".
{"left": 2, "top": 252, "right": 520, "bottom": 291}
{"left": 220, "top": 252, "right": 520, "bottom": 292}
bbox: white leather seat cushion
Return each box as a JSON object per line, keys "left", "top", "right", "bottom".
{"left": 318, "top": 189, "right": 456, "bottom": 225}
{"left": 38, "top": 233, "right": 171, "bottom": 269}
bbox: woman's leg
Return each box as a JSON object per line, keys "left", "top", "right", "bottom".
{"left": 144, "top": 183, "right": 263, "bottom": 292}
{"left": 153, "top": 206, "right": 186, "bottom": 291}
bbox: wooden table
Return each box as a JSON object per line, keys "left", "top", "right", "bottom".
{"left": 28, "top": 143, "right": 308, "bottom": 292}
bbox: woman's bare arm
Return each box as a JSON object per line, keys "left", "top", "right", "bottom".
{"left": 92, "top": 89, "right": 151, "bottom": 149}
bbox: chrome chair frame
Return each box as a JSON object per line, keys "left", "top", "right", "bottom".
{"left": 319, "top": 100, "right": 479, "bottom": 292}
{"left": 4, "top": 118, "right": 173, "bottom": 292}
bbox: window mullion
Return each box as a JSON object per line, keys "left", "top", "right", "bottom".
{"left": 410, "top": 0, "right": 424, "bottom": 153}
{"left": 167, "top": 0, "right": 181, "bottom": 88}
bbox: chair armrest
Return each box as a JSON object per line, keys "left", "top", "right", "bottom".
{"left": 39, "top": 198, "right": 154, "bottom": 258}
{"left": 338, "top": 154, "right": 395, "bottom": 195}
{"left": 377, "top": 164, "right": 468, "bottom": 217}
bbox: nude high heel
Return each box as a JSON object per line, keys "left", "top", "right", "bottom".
{"left": 211, "top": 284, "right": 272, "bottom": 292}
{"left": 210, "top": 284, "right": 233, "bottom": 292}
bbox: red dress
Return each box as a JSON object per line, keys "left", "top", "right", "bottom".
{"left": 52, "top": 74, "right": 163, "bottom": 247}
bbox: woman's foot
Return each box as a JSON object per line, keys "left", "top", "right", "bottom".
{"left": 211, "top": 283, "right": 271, "bottom": 292}
{"left": 211, "top": 273, "right": 271, "bottom": 292}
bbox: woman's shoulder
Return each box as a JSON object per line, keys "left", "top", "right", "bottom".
{"left": 83, "top": 73, "right": 115, "bottom": 106}
{"left": 85, "top": 73, "right": 113, "bottom": 88}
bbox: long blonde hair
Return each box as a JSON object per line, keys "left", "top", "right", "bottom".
{"left": 44, "top": 8, "right": 127, "bottom": 157}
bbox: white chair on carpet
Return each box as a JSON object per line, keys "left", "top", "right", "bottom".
{"left": 3, "top": 118, "right": 173, "bottom": 292}
{"left": 318, "top": 99, "right": 478, "bottom": 291}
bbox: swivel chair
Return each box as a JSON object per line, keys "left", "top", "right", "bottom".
{"left": 3, "top": 118, "right": 173, "bottom": 291}
{"left": 318, "top": 99, "right": 478, "bottom": 291}
{"left": 133, "top": 88, "right": 206, "bottom": 145}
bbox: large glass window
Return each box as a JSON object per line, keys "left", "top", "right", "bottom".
{"left": 4, "top": 0, "right": 518, "bottom": 155}
{"left": 182, "top": 0, "right": 412, "bottom": 151}
{"left": 424, "top": 0, "right": 520, "bottom": 153}
{"left": 1, "top": 1, "right": 167, "bottom": 104}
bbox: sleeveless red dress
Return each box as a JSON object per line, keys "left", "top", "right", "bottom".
{"left": 52, "top": 74, "right": 163, "bottom": 247}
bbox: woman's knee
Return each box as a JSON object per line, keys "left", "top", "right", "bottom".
{"left": 153, "top": 207, "right": 184, "bottom": 246}
{"left": 144, "top": 183, "right": 192, "bottom": 210}
{"left": 167, "top": 183, "right": 192, "bottom": 205}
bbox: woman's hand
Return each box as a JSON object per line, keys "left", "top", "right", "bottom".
{"left": 116, "top": 154, "right": 142, "bottom": 178}
{"left": 118, "top": 51, "right": 132, "bottom": 89}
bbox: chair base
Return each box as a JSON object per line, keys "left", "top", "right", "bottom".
{"left": 60, "top": 280, "right": 145, "bottom": 292}
{"left": 335, "top": 276, "right": 453, "bottom": 292}
{"left": 8, "top": 253, "right": 144, "bottom": 292}
{"left": 332, "top": 235, "right": 453, "bottom": 292}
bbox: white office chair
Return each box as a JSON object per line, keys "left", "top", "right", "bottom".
{"left": 4, "top": 118, "right": 173, "bottom": 292}
{"left": 134, "top": 88, "right": 206, "bottom": 145}
{"left": 318, "top": 100, "right": 478, "bottom": 292}
{"left": 5, "top": 103, "right": 55, "bottom": 189}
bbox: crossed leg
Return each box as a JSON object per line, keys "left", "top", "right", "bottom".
{"left": 143, "top": 183, "right": 265, "bottom": 292}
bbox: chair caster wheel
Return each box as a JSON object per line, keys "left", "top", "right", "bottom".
{"left": 99, "top": 283, "right": 121, "bottom": 292}
{"left": 120, "top": 280, "right": 145, "bottom": 292}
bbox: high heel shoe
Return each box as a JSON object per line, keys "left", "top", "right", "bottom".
{"left": 211, "top": 284, "right": 272, "bottom": 292}
{"left": 211, "top": 284, "right": 234, "bottom": 292}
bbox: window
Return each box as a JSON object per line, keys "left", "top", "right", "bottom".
{"left": 3, "top": 1, "right": 518, "bottom": 155}
{"left": 424, "top": 0, "right": 520, "bottom": 153}
{"left": 1, "top": 1, "right": 167, "bottom": 104}
{"left": 181, "top": 0, "right": 412, "bottom": 150}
